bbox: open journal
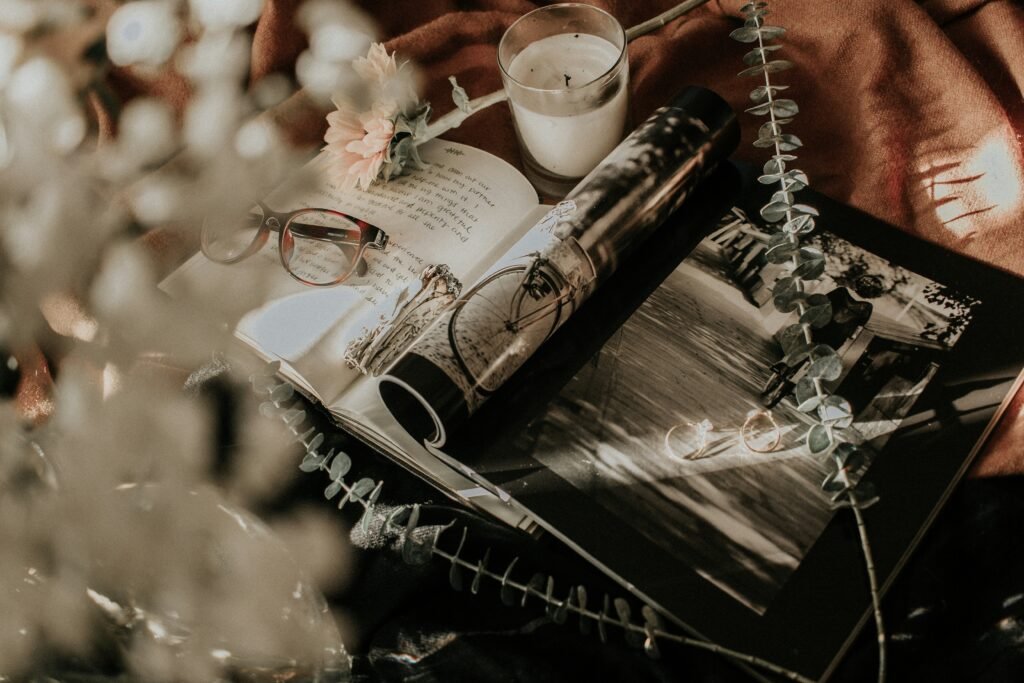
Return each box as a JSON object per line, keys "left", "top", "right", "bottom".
{"left": 162, "top": 86, "right": 1024, "bottom": 681}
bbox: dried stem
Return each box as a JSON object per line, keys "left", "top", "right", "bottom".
{"left": 848, "top": 484, "right": 887, "bottom": 683}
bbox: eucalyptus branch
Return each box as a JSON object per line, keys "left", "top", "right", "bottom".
{"left": 249, "top": 362, "right": 383, "bottom": 527}
{"left": 732, "top": 3, "right": 886, "bottom": 680}
{"left": 394, "top": 509, "right": 815, "bottom": 683}
{"left": 418, "top": 0, "right": 709, "bottom": 146}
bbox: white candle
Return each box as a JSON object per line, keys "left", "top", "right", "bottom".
{"left": 507, "top": 32, "right": 628, "bottom": 179}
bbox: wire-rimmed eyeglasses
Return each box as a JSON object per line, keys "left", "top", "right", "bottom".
{"left": 200, "top": 202, "right": 389, "bottom": 287}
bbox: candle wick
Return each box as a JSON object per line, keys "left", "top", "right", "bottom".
{"left": 564, "top": 73, "right": 571, "bottom": 87}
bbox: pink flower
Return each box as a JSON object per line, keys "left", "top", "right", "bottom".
{"left": 323, "top": 101, "right": 396, "bottom": 190}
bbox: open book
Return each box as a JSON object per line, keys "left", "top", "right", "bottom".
{"left": 164, "top": 87, "right": 737, "bottom": 528}
{"left": 163, "top": 86, "right": 1024, "bottom": 680}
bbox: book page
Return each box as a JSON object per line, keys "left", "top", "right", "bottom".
{"left": 162, "top": 139, "right": 538, "bottom": 403}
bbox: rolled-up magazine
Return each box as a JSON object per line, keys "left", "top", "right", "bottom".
{"left": 379, "top": 86, "right": 740, "bottom": 446}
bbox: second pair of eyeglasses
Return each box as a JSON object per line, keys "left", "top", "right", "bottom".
{"left": 201, "top": 202, "right": 389, "bottom": 287}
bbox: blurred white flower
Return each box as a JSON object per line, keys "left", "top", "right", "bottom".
{"left": 296, "top": 50, "right": 358, "bottom": 101}
{"left": 106, "top": 1, "right": 181, "bottom": 68}
{"left": 235, "top": 117, "right": 278, "bottom": 159}
{"left": 129, "top": 175, "right": 187, "bottom": 225}
{"left": 252, "top": 72, "right": 293, "bottom": 110}
{"left": 184, "top": 87, "right": 242, "bottom": 155}
{"left": 118, "top": 98, "right": 177, "bottom": 167}
{"left": 298, "top": 0, "right": 375, "bottom": 43}
{"left": 189, "top": 0, "right": 265, "bottom": 30}
{"left": 178, "top": 30, "right": 251, "bottom": 84}
{"left": 6, "top": 56, "right": 84, "bottom": 154}
{"left": 310, "top": 23, "right": 371, "bottom": 63}
{"left": 0, "top": 33, "right": 23, "bottom": 89}
{"left": 0, "top": 0, "right": 38, "bottom": 33}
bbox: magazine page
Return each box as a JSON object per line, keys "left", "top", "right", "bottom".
{"left": 161, "top": 139, "right": 539, "bottom": 403}
{"left": 448, "top": 178, "right": 1024, "bottom": 681}
{"left": 377, "top": 87, "right": 740, "bottom": 448}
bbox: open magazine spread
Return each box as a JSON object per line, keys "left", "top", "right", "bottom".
{"left": 163, "top": 87, "right": 739, "bottom": 526}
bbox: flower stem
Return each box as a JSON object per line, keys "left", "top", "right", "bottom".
{"left": 421, "top": 88, "right": 509, "bottom": 142}
{"left": 418, "top": 0, "right": 710, "bottom": 145}
{"left": 625, "top": 0, "right": 711, "bottom": 41}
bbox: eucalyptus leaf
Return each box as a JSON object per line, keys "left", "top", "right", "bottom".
{"left": 772, "top": 274, "right": 798, "bottom": 299}
{"left": 729, "top": 26, "right": 762, "bottom": 43}
{"left": 773, "top": 289, "right": 804, "bottom": 313}
{"left": 742, "top": 44, "right": 783, "bottom": 66}
{"left": 259, "top": 401, "right": 283, "bottom": 418}
{"left": 598, "top": 595, "right": 611, "bottom": 643}
{"left": 270, "top": 382, "right": 294, "bottom": 403}
{"left": 738, "top": 58, "right": 792, "bottom": 78}
{"left": 807, "top": 423, "right": 833, "bottom": 455}
{"left": 819, "top": 395, "right": 854, "bottom": 428}
{"left": 782, "top": 346, "right": 811, "bottom": 367}
{"left": 305, "top": 432, "right": 325, "bottom": 456}
{"left": 794, "top": 377, "right": 821, "bottom": 411}
{"left": 782, "top": 168, "right": 809, "bottom": 189}
{"left": 760, "top": 200, "right": 792, "bottom": 223}
{"left": 641, "top": 605, "right": 662, "bottom": 659}
{"left": 329, "top": 451, "right": 352, "bottom": 480}
{"left": 351, "top": 477, "right": 375, "bottom": 498}
{"left": 750, "top": 84, "right": 789, "bottom": 103}
{"left": 553, "top": 587, "right": 572, "bottom": 624}
{"left": 524, "top": 573, "right": 546, "bottom": 607}
{"left": 790, "top": 246, "right": 823, "bottom": 278}
{"left": 324, "top": 479, "right": 343, "bottom": 500}
{"left": 834, "top": 445, "right": 865, "bottom": 472}
{"left": 799, "top": 293, "right": 832, "bottom": 328}
{"left": 770, "top": 190, "right": 795, "bottom": 206}
{"left": 776, "top": 134, "right": 803, "bottom": 151}
{"left": 299, "top": 451, "right": 326, "bottom": 472}
{"left": 779, "top": 323, "right": 808, "bottom": 356}
{"left": 765, "top": 233, "right": 797, "bottom": 263}
{"left": 471, "top": 548, "right": 490, "bottom": 595}
{"left": 577, "top": 586, "right": 591, "bottom": 634}
{"left": 770, "top": 98, "right": 799, "bottom": 117}
{"left": 500, "top": 557, "right": 520, "bottom": 606}
{"left": 449, "top": 562, "right": 464, "bottom": 591}
{"left": 784, "top": 214, "right": 816, "bottom": 236}
{"left": 758, "top": 26, "right": 786, "bottom": 40}
{"left": 614, "top": 598, "right": 644, "bottom": 647}
{"left": 401, "top": 504, "right": 427, "bottom": 564}
{"left": 790, "top": 203, "right": 820, "bottom": 217}
{"left": 763, "top": 157, "right": 785, "bottom": 176}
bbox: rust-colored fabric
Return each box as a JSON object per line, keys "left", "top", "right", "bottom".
{"left": 17, "top": 0, "right": 1024, "bottom": 474}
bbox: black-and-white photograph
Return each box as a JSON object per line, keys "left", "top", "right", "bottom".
{"left": 517, "top": 208, "right": 979, "bottom": 614}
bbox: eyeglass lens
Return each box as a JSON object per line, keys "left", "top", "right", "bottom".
{"left": 282, "top": 210, "right": 363, "bottom": 286}
{"left": 202, "top": 205, "right": 266, "bottom": 262}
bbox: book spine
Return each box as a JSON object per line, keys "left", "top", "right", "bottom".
{"left": 380, "top": 87, "right": 739, "bottom": 447}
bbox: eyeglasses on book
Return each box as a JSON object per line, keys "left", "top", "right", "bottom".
{"left": 200, "top": 202, "right": 389, "bottom": 287}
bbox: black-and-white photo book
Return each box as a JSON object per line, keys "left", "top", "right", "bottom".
{"left": 445, "top": 166, "right": 1024, "bottom": 681}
